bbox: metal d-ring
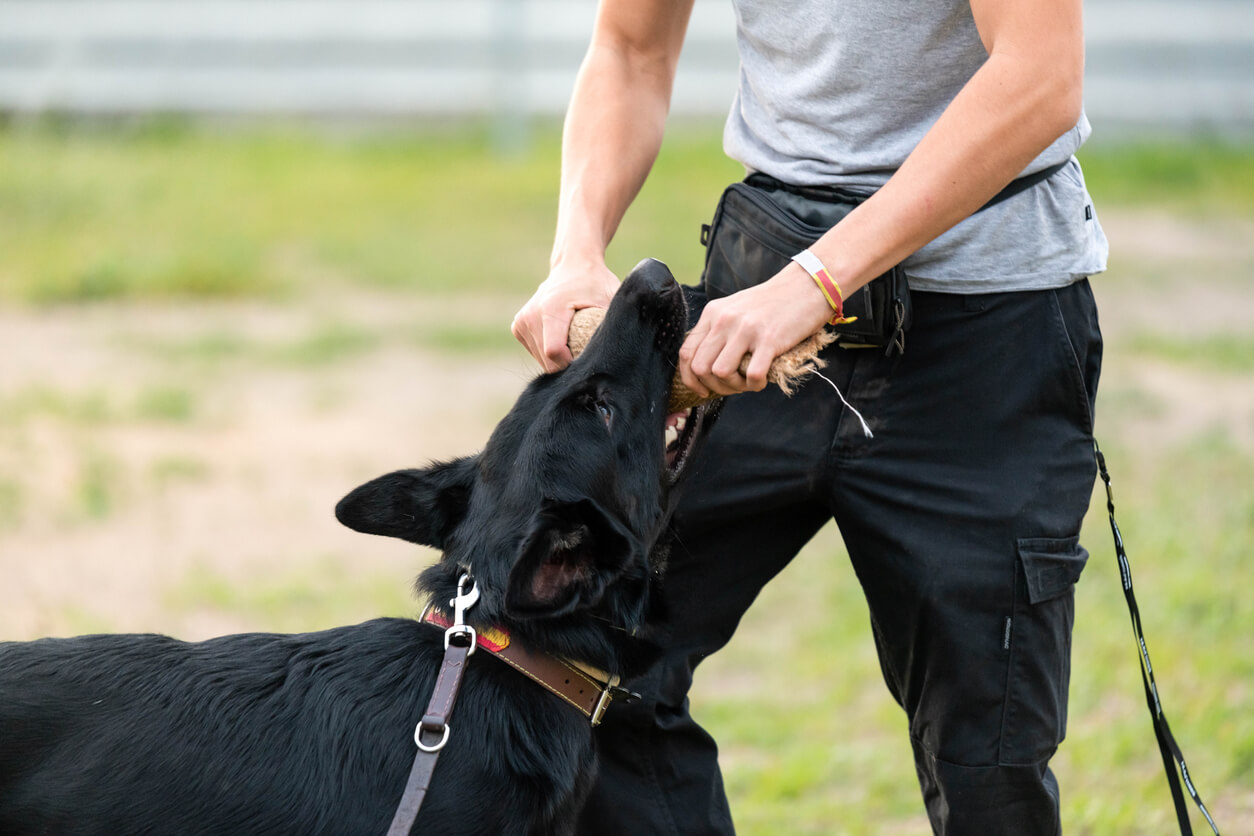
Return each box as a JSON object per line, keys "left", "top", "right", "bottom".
{"left": 415, "top": 721, "right": 451, "bottom": 753}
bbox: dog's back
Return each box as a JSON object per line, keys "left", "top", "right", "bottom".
{"left": 0, "top": 620, "right": 595, "bottom": 835}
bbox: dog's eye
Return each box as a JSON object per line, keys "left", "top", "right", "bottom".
{"left": 595, "top": 401, "right": 613, "bottom": 428}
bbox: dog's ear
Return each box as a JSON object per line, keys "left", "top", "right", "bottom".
{"left": 334, "top": 457, "right": 477, "bottom": 549}
{"left": 504, "top": 498, "right": 641, "bottom": 619}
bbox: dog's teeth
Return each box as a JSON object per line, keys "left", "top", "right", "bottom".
{"left": 665, "top": 425, "right": 679, "bottom": 445}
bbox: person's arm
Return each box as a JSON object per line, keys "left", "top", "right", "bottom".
{"left": 679, "top": 0, "right": 1086, "bottom": 397}
{"left": 512, "top": 0, "right": 695, "bottom": 372}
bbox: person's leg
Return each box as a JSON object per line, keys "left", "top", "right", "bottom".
{"left": 576, "top": 366, "right": 842, "bottom": 835}
{"left": 828, "top": 281, "right": 1102, "bottom": 834}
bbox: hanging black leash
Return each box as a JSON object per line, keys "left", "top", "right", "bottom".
{"left": 1095, "top": 441, "right": 1221, "bottom": 835}
{"left": 387, "top": 574, "right": 480, "bottom": 836}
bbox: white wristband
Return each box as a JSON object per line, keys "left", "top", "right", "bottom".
{"left": 790, "top": 248, "right": 826, "bottom": 277}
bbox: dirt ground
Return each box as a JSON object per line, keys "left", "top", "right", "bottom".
{"left": 0, "top": 290, "right": 536, "bottom": 638}
{"left": 1, "top": 208, "right": 1251, "bottom": 642}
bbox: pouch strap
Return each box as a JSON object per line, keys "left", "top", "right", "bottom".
{"left": 745, "top": 161, "right": 1067, "bottom": 214}
{"left": 978, "top": 161, "right": 1068, "bottom": 212}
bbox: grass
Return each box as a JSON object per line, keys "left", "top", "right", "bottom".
{"left": 0, "top": 386, "right": 115, "bottom": 424}
{"left": 134, "top": 385, "right": 198, "bottom": 423}
{"left": 118, "top": 321, "right": 384, "bottom": 370}
{"left": 1077, "top": 141, "right": 1254, "bottom": 217}
{"left": 165, "top": 557, "right": 421, "bottom": 634}
{"left": 271, "top": 323, "right": 382, "bottom": 366}
{"left": 7, "top": 120, "right": 1251, "bottom": 306}
{"left": 0, "top": 121, "right": 565, "bottom": 303}
{"left": 0, "top": 479, "right": 21, "bottom": 531}
{"left": 149, "top": 455, "right": 211, "bottom": 490}
{"left": 1125, "top": 332, "right": 1254, "bottom": 374}
{"left": 74, "top": 449, "right": 125, "bottom": 521}
{"left": 414, "top": 322, "right": 524, "bottom": 354}
{"left": 0, "top": 383, "right": 199, "bottom": 425}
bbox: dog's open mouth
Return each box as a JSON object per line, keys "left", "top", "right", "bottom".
{"left": 663, "top": 402, "right": 712, "bottom": 483}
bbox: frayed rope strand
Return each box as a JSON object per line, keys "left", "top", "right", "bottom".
{"left": 812, "top": 369, "right": 874, "bottom": 438}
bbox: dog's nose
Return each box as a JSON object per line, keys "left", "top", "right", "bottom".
{"left": 623, "top": 258, "right": 680, "bottom": 298}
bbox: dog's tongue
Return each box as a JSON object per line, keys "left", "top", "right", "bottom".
{"left": 566, "top": 306, "right": 835, "bottom": 411}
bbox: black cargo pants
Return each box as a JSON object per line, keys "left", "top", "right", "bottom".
{"left": 576, "top": 220, "right": 1103, "bottom": 834}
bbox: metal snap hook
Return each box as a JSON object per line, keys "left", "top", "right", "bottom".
{"left": 444, "top": 573, "right": 480, "bottom": 654}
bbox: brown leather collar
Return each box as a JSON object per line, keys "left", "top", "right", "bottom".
{"left": 420, "top": 608, "right": 632, "bottom": 725}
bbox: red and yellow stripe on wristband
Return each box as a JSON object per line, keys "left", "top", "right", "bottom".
{"left": 791, "top": 248, "right": 857, "bottom": 326}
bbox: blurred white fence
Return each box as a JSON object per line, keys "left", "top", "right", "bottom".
{"left": 1, "top": 0, "right": 1251, "bottom": 136}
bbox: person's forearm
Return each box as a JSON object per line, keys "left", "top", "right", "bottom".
{"left": 512, "top": 0, "right": 693, "bottom": 371}
{"left": 551, "top": 10, "right": 691, "bottom": 271}
{"left": 812, "top": 8, "right": 1084, "bottom": 295}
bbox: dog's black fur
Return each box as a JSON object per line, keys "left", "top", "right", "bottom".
{"left": 0, "top": 260, "right": 718, "bottom": 836}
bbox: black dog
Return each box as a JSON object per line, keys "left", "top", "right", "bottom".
{"left": 0, "top": 260, "right": 719, "bottom": 836}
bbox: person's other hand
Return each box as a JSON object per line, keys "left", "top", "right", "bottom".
{"left": 512, "top": 260, "right": 621, "bottom": 372}
{"left": 679, "top": 261, "right": 832, "bottom": 398}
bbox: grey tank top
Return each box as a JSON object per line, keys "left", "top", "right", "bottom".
{"left": 722, "top": 0, "right": 1108, "bottom": 292}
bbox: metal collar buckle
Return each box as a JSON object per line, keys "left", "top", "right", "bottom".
{"left": 591, "top": 685, "right": 614, "bottom": 726}
{"left": 590, "top": 682, "right": 640, "bottom": 726}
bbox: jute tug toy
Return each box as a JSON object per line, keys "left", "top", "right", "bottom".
{"left": 567, "top": 306, "right": 837, "bottom": 413}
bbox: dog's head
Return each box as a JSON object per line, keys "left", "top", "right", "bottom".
{"left": 335, "top": 259, "right": 719, "bottom": 671}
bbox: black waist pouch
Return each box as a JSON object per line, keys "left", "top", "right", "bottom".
{"left": 699, "top": 173, "right": 912, "bottom": 355}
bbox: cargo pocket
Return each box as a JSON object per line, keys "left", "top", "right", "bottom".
{"left": 1000, "top": 536, "right": 1089, "bottom": 765}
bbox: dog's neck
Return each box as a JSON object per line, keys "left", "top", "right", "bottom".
{"left": 415, "top": 563, "right": 664, "bottom": 681}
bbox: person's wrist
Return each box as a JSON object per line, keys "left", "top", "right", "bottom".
{"left": 790, "top": 248, "right": 857, "bottom": 326}
{"left": 549, "top": 242, "right": 607, "bottom": 274}
{"left": 772, "top": 261, "right": 839, "bottom": 332}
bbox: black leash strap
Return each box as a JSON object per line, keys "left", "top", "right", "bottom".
{"left": 388, "top": 574, "right": 480, "bottom": 836}
{"left": 1095, "top": 441, "right": 1220, "bottom": 835}
{"left": 387, "top": 640, "right": 472, "bottom": 836}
